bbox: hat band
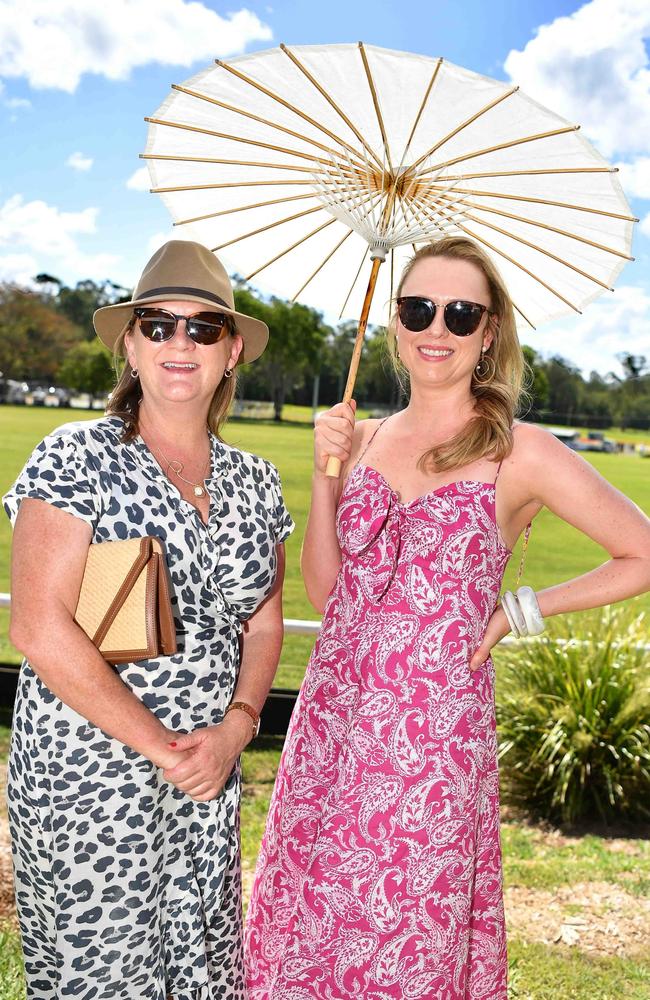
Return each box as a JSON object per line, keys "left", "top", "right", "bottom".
{"left": 135, "top": 286, "right": 230, "bottom": 309}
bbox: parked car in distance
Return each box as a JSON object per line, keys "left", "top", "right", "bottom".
{"left": 0, "top": 378, "right": 29, "bottom": 404}
{"left": 23, "top": 384, "right": 71, "bottom": 407}
{"left": 575, "top": 430, "right": 619, "bottom": 453}
{"left": 545, "top": 426, "right": 581, "bottom": 450}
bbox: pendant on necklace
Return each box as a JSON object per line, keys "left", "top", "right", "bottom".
{"left": 194, "top": 485, "right": 206, "bottom": 498}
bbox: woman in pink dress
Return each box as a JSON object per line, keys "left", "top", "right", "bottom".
{"left": 244, "top": 236, "right": 650, "bottom": 1000}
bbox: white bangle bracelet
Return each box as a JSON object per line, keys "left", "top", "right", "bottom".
{"left": 516, "top": 586, "right": 545, "bottom": 636}
{"left": 501, "top": 590, "right": 527, "bottom": 638}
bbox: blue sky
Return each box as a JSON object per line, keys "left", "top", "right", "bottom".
{"left": 1, "top": 0, "right": 649, "bottom": 375}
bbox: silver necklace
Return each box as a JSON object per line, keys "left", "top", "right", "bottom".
{"left": 154, "top": 447, "right": 211, "bottom": 498}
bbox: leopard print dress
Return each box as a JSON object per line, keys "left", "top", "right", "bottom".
{"left": 3, "top": 415, "right": 294, "bottom": 1000}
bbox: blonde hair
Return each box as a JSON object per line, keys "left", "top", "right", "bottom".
{"left": 388, "top": 236, "right": 525, "bottom": 472}
{"left": 106, "top": 316, "right": 238, "bottom": 442}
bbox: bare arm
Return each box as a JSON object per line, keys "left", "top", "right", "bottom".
{"left": 162, "top": 544, "right": 287, "bottom": 800}
{"left": 521, "top": 425, "right": 650, "bottom": 615}
{"left": 9, "top": 499, "right": 185, "bottom": 769}
{"left": 229, "top": 542, "right": 286, "bottom": 719}
{"left": 471, "top": 426, "right": 650, "bottom": 668}
{"left": 301, "top": 401, "right": 362, "bottom": 613}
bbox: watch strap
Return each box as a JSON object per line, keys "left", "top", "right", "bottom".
{"left": 225, "top": 700, "right": 260, "bottom": 738}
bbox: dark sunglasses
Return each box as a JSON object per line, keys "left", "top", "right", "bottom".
{"left": 396, "top": 296, "right": 489, "bottom": 337}
{"left": 132, "top": 307, "right": 232, "bottom": 345}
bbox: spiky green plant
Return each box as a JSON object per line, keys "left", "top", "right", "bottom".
{"left": 496, "top": 605, "right": 650, "bottom": 825}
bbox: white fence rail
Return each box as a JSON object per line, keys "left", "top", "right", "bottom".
{"left": 2, "top": 593, "right": 647, "bottom": 651}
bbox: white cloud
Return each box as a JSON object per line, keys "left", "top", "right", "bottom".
{"left": 0, "top": 252, "right": 38, "bottom": 286}
{"left": 0, "top": 0, "right": 273, "bottom": 93}
{"left": 0, "top": 194, "right": 119, "bottom": 283}
{"left": 615, "top": 156, "right": 650, "bottom": 200}
{"left": 126, "top": 166, "right": 150, "bottom": 191}
{"left": 504, "top": 0, "right": 650, "bottom": 159}
{"left": 67, "top": 151, "right": 93, "bottom": 171}
{"left": 0, "top": 79, "right": 30, "bottom": 110}
{"left": 4, "top": 95, "right": 30, "bottom": 109}
{"left": 639, "top": 211, "right": 650, "bottom": 236}
{"left": 524, "top": 284, "right": 650, "bottom": 375}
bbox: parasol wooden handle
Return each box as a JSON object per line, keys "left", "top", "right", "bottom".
{"left": 325, "top": 256, "right": 383, "bottom": 478}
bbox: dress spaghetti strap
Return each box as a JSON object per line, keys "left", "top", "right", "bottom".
{"left": 354, "top": 416, "right": 390, "bottom": 469}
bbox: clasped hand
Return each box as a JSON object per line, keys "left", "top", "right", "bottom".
{"left": 159, "top": 716, "right": 252, "bottom": 802}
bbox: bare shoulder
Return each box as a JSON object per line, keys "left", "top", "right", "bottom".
{"left": 353, "top": 416, "right": 383, "bottom": 447}
{"left": 509, "top": 420, "right": 587, "bottom": 473}
{"left": 342, "top": 418, "right": 383, "bottom": 480}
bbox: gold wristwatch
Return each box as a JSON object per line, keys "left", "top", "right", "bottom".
{"left": 225, "top": 701, "right": 261, "bottom": 738}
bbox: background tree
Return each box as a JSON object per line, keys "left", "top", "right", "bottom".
{"left": 234, "top": 285, "right": 328, "bottom": 421}
{"left": 521, "top": 345, "right": 549, "bottom": 418}
{"left": 610, "top": 354, "right": 650, "bottom": 429}
{"left": 0, "top": 284, "right": 82, "bottom": 381}
{"left": 57, "top": 279, "right": 131, "bottom": 337}
{"left": 542, "top": 355, "right": 582, "bottom": 425}
{"left": 58, "top": 340, "right": 115, "bottom": 408}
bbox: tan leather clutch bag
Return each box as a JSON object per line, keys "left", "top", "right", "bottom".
{"left": 74, "top": 536, "right": 177, "bottom": 664}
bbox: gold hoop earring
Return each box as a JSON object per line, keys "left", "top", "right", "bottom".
{"left": 474, "top": 351, "right": 495, "bottom": 383}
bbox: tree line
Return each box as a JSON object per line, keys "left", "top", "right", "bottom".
{"left": 0, "top": 275, "right": 648, "bottom": 428}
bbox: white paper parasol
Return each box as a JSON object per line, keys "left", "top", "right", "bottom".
{"left": 143, "top": 42, "right": 637, "bottom": 472}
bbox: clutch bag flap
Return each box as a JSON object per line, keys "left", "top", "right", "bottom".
{"left": 75, "top": 536, "right": 177, "bottom": 664}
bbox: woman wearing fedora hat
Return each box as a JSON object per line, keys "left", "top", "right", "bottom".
{"left": 4, "top": 240, "right": 294, "bottom": 1000}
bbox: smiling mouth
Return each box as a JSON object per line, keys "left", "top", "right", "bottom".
{"left": 161, "top": 362, "right": 199, "bottom": 370}
{"left": 418, "top": 347, "right": 453, "bottom": 358}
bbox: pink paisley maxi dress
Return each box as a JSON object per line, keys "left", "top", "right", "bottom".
{"left": 245, "top": 433, "right": 511, "bottom": 1000}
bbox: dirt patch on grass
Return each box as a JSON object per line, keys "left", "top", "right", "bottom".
{"left": 505, "top": 881, "right": 650, "bottom": 959}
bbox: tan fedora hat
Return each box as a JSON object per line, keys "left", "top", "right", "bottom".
{"left": 93, "top": 240, "right": 268, "bottom": 364}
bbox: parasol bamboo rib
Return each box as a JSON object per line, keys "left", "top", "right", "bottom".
{"left": 460, "top": 211, "right": 615, "bottom": 290}
{"left": 358, "top": 42, "right": 393, "bottom": 174}
{"left": 141, "top": 154, "right": 323, "bottom": 171}
{"left": 150, "top": 167, "right": 321, "bottom": 193}
{"left": 425, "top": 183, "right": 639, "bottom": 222}
{"left": 326, "top": 255, "right": 383, "bottom": 477}
{"left": 406, "top": 195, "right": 555, "bottom": 322}
{"left": 402, "top": 187, "right": 459, "bottom": 242}
{"left": 457, "top": 222, "right": 582, "bottom": 313}
{"left": 291, "top": 229, "right": 354, "bottom": 300}
{"left": 170, "top": 82, "right": 368, "bottom": 166}
{"left": 512, "top": 303, "right": 536, "bottom": 329}
{"left": 436, "top": 166, "right": 619, "bottom": 182}
{"left": 339, "top": 247, "right": 370, "bottom": 320}
{"left": 420, "top": 125, "right": 580, "bottom": 176}
{"left": 212, "top": 203, "right": 326, "bottom": 251}
{"left": 401, "top": 58, "right": 443, "bottom": 161}
{"left": 430, "top": 190, "right": 633, "bottom": 259}
{"left": 280, "top": 44, "right": 384, "bottom": 172}
{"left": 215, "top": 58, "right": 373, "bottom": 171}
{"left": 148, "top": 177, "right": 314, "bottom": 195}
{"left": 245, "top": 217, "right": 338, "bottom": 281}
{"left": 174, "top": 191, "right": 319, "bottom": 226}
{"left": 409, "top": 85, "right": 519, "bottom": 172}
{"left": 144, "top": 115, "right": 354, "bottom": 169}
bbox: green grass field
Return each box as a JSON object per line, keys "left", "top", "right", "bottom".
{"left": 1, "top": 405, "right": 648, "bottom": 685}
{"left": 1, "top": 722, "right": 648, "bottom": 1000}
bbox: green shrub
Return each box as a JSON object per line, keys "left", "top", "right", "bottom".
{"left": 496, "top": 605, "right": 650, "bottom": 825}
{"left": 0, "top": 923, "right": 24, "bottom": 999}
